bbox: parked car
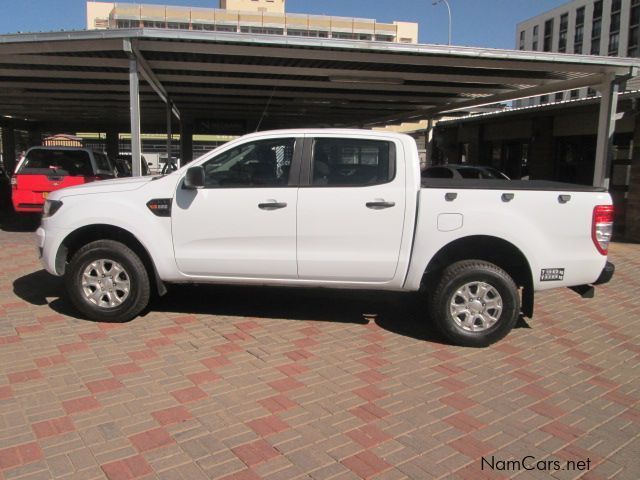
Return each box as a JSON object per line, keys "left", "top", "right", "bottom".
{"left": 423, "top": 165, "right": 510, "bottom": 180}
{"left": 12, "top": 147, "right": 116, "bottom": 213}
{"left": 36, "top": 129, "right": 614, "bottom": 347}
{"left": 114, "top": 154, "right": 151, "bottom": 177}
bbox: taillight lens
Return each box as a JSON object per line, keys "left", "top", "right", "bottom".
{"left": 592, "top": 205, "right": 614, "bottom": 255}
{"left": 10, "top": 176, "right": 17, "bottom": 189}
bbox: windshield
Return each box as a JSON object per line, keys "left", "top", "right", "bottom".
{"left": 19, "top": 149, "right": 93, "bottom": 176}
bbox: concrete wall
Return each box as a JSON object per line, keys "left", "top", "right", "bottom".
{"left": 87, "top": 1, "right": 114, "bottom": 29}
{"left": 221, "top": 0, "right": 285, "bottom": 14}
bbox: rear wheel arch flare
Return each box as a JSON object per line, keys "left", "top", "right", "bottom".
{"left": 423, "top": 235, "right": 534, "bottom": 317}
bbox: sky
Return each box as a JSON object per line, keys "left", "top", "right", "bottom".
{"left": 0, "top": 0, "right": 570, "bottom": 49}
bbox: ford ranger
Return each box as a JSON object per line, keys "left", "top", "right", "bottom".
{"left": 36, "top": 129, "right": 615, "bottom": 347}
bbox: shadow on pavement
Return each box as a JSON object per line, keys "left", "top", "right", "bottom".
{"left": 0, "top": 210, "right": 40, "bottom": 233}
{"left": 13, "top": 269, "right": 447, "bottom": 344}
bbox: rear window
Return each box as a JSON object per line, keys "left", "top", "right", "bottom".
{"left": 19, "top": 149, "right": 93, "bottom": 176}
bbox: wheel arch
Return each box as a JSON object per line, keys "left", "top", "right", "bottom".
{"left": 422, "top": 235, "right": 534, "bottom": 317}
{"left": 56, "top": 224, "right": 166, "bottom": 296}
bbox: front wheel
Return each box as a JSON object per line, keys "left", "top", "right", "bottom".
{"left": 429, "top": 260, "right": 520, "bottom": 347}
{"left": 65, "top": 240, "right": 151, "bottom": 322}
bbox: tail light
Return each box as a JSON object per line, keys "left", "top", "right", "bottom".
{"left": 10, "top": 176, "right": 17, "bottom": 189}
{"left": 592, "top": 205, "right": 614, "bottom": 255}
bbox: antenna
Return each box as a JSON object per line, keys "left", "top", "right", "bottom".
{"left": 255, "top": 86, "right": 277, "bottom": 132}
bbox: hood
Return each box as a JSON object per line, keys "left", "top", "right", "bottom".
{"left": 50, "top": 175, "right": 155, "bottom": 199}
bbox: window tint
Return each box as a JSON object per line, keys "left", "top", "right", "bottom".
{"left": 422, "top": 167, "right": 454, "bottom": 179}
{"left": 93, "top": 152, "right": 112, "bottom": 172}
{"left": 311, "top": 138, "right": 394, "bottom": 186}
{"left": 20, "top": 149, "right": 93, "bottom": 176}
{"left": 202, "top": 138, "right": 295, "bottom": 187}
{"left": 457, "top": 168, "right": 483, "bottom": 179}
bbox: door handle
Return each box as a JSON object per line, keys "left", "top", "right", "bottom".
{"left": 366, "top": 200, "right": 395, "bottom": 210}
{"left": 258, "top": 200, "right": 287, "bottom": 210}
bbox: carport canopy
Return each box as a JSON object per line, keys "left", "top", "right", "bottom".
{"left": 0, "top": 28, "right": 639, "bottom": 183}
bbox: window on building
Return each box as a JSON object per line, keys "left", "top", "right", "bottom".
{"left": 532, "top": 25, "right": 539, "bottom": 50}
{"left": 519, "top": 30, "right": 525, "bottom": 50}
{"left": 543, "top": 19, "right": 554, "bottom": 51}
{"left": 116, "top": 19, "right": 139, "bottom": 28}
{"left": 609, "top": 0, "right": 621, "bottom": 55}
{"left": 587, "top": 87, "right": 597, "bottom": 96}
{"left": 555, "top": 92, "right": 564, "bottom": 102}
{"left": 374, "top": 34, "right": 394, "bottom": 42}
{"left": 540, "top": 95, "right": 549, "bottom": 104}
{"left": 608, "top": 32, "right": 620, "bottom": 55}
{"left": 558, "top": 13, "right": 568, "bottom": 52}
{"left": 142, "top": 20, "right": 165, "bottom": 28}
{"left": 570, "top": 89, "right": 579, "bottom": 99}
{"left": 629, "top": 0, "right": 640, "bottom": 57}
{"left": 591, "top": 0, "right": 603, "bottom": 54}
{"left": 574, "top": 7, "right": 585, "bottom": 53}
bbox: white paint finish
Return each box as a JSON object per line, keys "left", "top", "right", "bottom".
{"left": 296, "top": 135, "right": 406, "bottom": 282}
{"left": 437, "top": 213, "right": 463, "bottom": 232}
{"left": 40, "top": 128, "right": 611, "bottom": 299}
{"left": 404, "top": 188, "right": 610, "bottom": 291}
{"left": 172, "top": 187, "right": 298, "bottom": 278}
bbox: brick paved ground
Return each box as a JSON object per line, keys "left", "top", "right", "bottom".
{"left": 0, "top": 222, "right": 638, "bottom": 480}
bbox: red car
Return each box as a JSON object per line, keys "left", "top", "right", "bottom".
{"left": 11, "top": 147, "right": 116, "bottom": 213}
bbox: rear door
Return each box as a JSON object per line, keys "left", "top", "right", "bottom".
{"left": 296, "top": 135, "right": 406, "bottom": 283}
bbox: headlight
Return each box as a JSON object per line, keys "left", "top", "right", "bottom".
{"left": 42, "top": 199, "right": 63, "bottom": 218}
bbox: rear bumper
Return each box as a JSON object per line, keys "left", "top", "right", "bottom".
{"left": 12, "top": 191, "right": 45, "bottom": 212}
{"left": 568, "top": 262, "right": 614, "bottom": 298}
{"left": 593, "top": 261, "right": 615, "bottom": 285}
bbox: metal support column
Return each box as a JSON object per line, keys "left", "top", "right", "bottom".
{"left": 106, "top": 128, "right": 119, "bottom": 163}
{"left": 166, "top": 102, "right": 172, "bottom": 168}
{"left": 180, "top": 120, "right": 193, "bottom": 166}
{"left": 424, "top": 119, "right": 434, "bottom": 170}
{"left": 593, "top": 75, "right": 619, "bottom": 188}
{"left": 1, "top": 124, "right": 16, "bottom": 175}
{"left": 129, "top": 58, "right": 142, "bottom": 177}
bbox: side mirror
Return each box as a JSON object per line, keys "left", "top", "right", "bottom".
{"left": 183, "top": 166, "right": 205, "bottom": 189}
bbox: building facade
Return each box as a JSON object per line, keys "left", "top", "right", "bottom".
{"left": 515, "top": 0, "right": 640, "bottom": 106}
{"left": 86, "top": 1, "right": 419, "bottom": 44}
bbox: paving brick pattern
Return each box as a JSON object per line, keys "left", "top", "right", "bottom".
{"left": 0, "top": 227, "right": 638, "bottom": 479}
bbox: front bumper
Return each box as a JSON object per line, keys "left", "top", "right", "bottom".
{"left": 593, "top": 261, "right": 615, "bottom": 285}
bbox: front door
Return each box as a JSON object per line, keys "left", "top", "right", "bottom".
{"left": 172, "top": 136, "right": 300, "bottom": 279}
{"left": 296, "top": 136, "right": 406, "bottom": 283}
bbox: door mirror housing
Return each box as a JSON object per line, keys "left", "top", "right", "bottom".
{"left": 184, "top": 166, "right": 205, "bottom": 189}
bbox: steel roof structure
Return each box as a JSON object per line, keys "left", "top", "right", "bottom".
{"left": 0, "top": 28, "right": 639, "bottom": 181}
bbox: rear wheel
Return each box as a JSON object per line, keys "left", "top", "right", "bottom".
{"left": 429, "top": 260, "right": 520, "bottom": 347}
{"left": 65, "top": 240, "right": 150, "bottom": 322}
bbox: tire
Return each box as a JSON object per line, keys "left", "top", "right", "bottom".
{"left": 429, "top": 260, "right": 520, "bottom": 347}
{"left": 65, "top": 239, "right": 151, "bottom": 322}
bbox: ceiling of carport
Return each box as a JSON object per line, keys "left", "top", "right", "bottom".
{"left": 0, "top": 29, "right": 638, "bottom": 132}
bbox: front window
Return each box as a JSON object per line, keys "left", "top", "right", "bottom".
{"left": 201, "top": 138, "right": 295, "bottom": 188}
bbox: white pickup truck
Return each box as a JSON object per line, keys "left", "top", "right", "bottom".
{"left": 36, "top": 129, "right": 615, "bottom": 347}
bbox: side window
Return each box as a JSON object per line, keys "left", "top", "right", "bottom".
{"left": 93, "top": 152, "right": 113, "bottom": 173}
{"left": 202, "top": 138, "right": 295, "bottom": 188}
{"left": 311, "top": 138, "right": 395, "bottom": 186}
